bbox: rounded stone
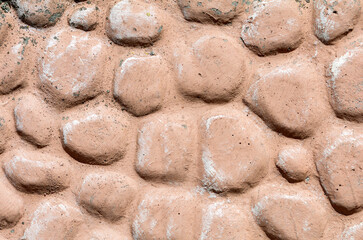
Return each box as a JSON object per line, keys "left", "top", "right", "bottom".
{"left": 11, "top": 0, "right": 70, "bottom": 28}
{"left": 106, "top": 0, "right": 163, "bottom": 46}
{"left": 136, "top": 113, "right": 197, "bottom": 182}
{"left": 252, "top": 184, "right": 328, "bottom": 240}
{"left": 313, "top": 0, "right": 361, "bottom": 44}
{"left": 14, "top": 94, "right": 57, "bottom": 147}
{"left": 175, "top": 35, "right": 244, "bottom": 102}
{"left": 327, "top": 41, "right": 363, "bottom": 122}
{"left": 38, "top": 29, "right": 106, "bottom": 107}
{"left": 241, "top": 0, "right": 303, "bottom": 56}
{"left": 177, "top": 0, "right": 240, "bottom": 24}
{"left": 22, "top": 198, "right": 84, "bottom": 240}
{"left": 200, "top": 108, "right": 271, "bottom": 193}
{"left": 132, "top": 188, "right": 201, "bottom": 240}
{"left": 244, "top": 60, "right": 324, "bottom": 138}
{"left": 0, "top": 180, "right": 24, "bottom": 230}
{"left": 3, "top": 150, "right": 71, "bottom": 194}
{"left": 276, "top": 145, "right": 312, "bottom": 182}
{"left": 78, "top": 171, "right": 137, "bottom": 221}
{"left": 61, "top": 106, "right": 130, "bottom": 165}
{"left": 316, "top": 126, "right": 363, "bottom": 214}
{"left": 114, "top": 56, "right": 168, "bottom": 116}
{"left": 68, "top": 4, "right": 99, "bottom": 31}
{"left": 0, "top": 41, "right": 28, "bottom": 94}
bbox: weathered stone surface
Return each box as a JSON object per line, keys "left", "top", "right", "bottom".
{"left": 0, "top": 107, "right": 12, "bottom": 154}
{"left": 0, "top": 41, "right": 27, "bottom": 94}
{"left": 316, "top": 126, "right": 363, "bottom": 214}
{"left": 177, "top": 0, "right": 240, "bottom": 24}
{"left": 175, "top": 35, "right": 244, "bottom": 102}
{"left": 61, "top": 106, "right": 130, "bottom": 165}
{"left": 0, "top": 180, "right": 24, "bottom": 230}
{"left": 21, "top": 198, "right": 84, "bottom": 240}
{"left": 3, "top": 150, "right": 71, "bottom": 194}
{"left": 276, "top": 145, "right": 313, "bottom": 182}
{"left": 106, "top": 0, "right": 163, "bottom": 46}
{"left": 38, "top": 29, "right": 106, "bottom": 106}
{"left": 313, "top": 0, "right": 361, "bottom": 44}
{"left": 11, "top": 0, "right": 70, "bottom": 28}
{"left": 340, "top": 221, "right": 363, "bottom": 240}
{"left": 14, "top": 94, "right": 57, "bottom": 147}
{"left": 252, "top": 184, "right": 328, "bottom": 240}
{"left": 0, "top": 1, "right": 12, "bottom": 44}
{"left": 136, "top": 113, "right": 196, "bottom": 182}
{"left": 200, "top": 108, "right": 271, "bottom": 193}
{"left": 244, "top": 60, "right": 324, "bottom": 138}
{"left": 114, "top": 56, "right": 168, "bottom": 116}
{"left": 78, "top": 171, "right": 137, "bottom": 221}
{"left": 68, "top": 4, "right": 99, "bottom": 31}
{"left": 132, "top": 188, "right": 201, "bottom": 240}
{"left": 75, "top": 225, "right": 132, "bottom": 240}
{"left": 327, "top": 41, "right": 363, "bottom": 122}
{"left": 241, "top": 0, "right": 303, "bottom": 56}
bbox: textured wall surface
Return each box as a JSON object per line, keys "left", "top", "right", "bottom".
{"left": 0, "top": 0, "right": 362, "bottom": 239}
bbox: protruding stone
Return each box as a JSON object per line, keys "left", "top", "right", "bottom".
{"left": 114, "top": 56, "right": 168, "bottom": 116}
{"left": 244, "top": 60, "right": 324, "bottom": 138}
{"left": 0, "top": 41, "right": 28, "bottom": 94}
{"left": 0, "top": 180, "right": 24, "bottom": 230}
{"left": 132, "top": 188, "right": 201, "bottom": 240}
{"left": 276, "top": 145, "right": 312, "bottom": 182}
{"left": 175, "top": 35, "right": 244, "bottom": 102}
{"left": 327, "top": 41, "right": 363, "bottom": 122}
{"left": 61, "top": 106, "right": 130, "bottom": 165}
{"left": 106, "top": 0, "right": 163, "bottom": 46}
{"left": 200, "top": 108, "right": 271, "bottom": 193}
{"left": 38, "top": 29, "right": 106, "bottom": 107}
{"left": 22, "top": 199, "right": 84, "bottom": 240}
{"left": 241, "top": 0, "right": 303, "bottom": 56}
{"left": 313, "top": 0, "right": 361, "bottom": 44}
{"left": 11, "top": 0, "right": 70, "bottom": 28}
{"left": 78, "top": 171, "right": 137, "bottom": 221}
{"left": 177, "top": 0, "right": 240, "bottom": 24}
{"left": 136, "top": 113, "right": 196, "bottom": 181}
{"left": 68, "top": 5, "right": 99, "bottom": 31}
{"left": 14, "top": 94, "right": 57, "bottom": 147}
{"left": 252, "top": 184, "right": 328, "bottom": 240}
{"left": 3, "top": 150, "right": 71, "bottom": 194}
{"left": 316, "top": 126, "right": 363, "bottom": 214}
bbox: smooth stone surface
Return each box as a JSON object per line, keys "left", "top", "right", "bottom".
{"left": 68, "top": 5, "right": 99, "bottom": 31}
{"left": 3, "top": 150, "right": 71, "bottom": 194}
{"left": 0, "top": 180, "right": 24, "bottom": 230}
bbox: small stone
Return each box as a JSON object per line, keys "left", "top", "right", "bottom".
{"left": 241, "top": 0, "right": 303, "bottom": 56}
{"left": 327, "top": 41, "right": 363, "bottom": 122}
{"left": 38, "top": 29, "right": 106, "bottom": 107}
{"left": 14, "top": 94, "right": 57, "bottom": 147}
{"left": 316, "top": 126, "right": 363, "bottom": 214}
{"left": 21, "top": 198, "right": 84, "bottom": 240}
{"left": 0, "top": 180, "right": 24, "bottom": 230}
{"left": 3, "top": 150, "right": 71, "bottom": 194}
{"left": 68, "top": 4, "right": 99, "bottom": 31}
{"left": 313, "top": 0, "right": 361, "bottom": 44}
{"left": 252, "top": 184, "right": 328, "bottom": 240}
{"left": 78, "top": 171, "right": 137, "bottom": 221}
{"left": 175, "top": 35, "right": 244, "bottom": 102}
{"left": 11, "top": 0, "right": 70, "bottom": 28}
{"left": 132, "top": 188, "right": 201, "bottom": 240}
{"left": 114, "top": 56, "right": 168, "bottom": 116}
{"left": 136, "top": 113, "right": 197, "bottom": 181}
{"left": 61, "top": 106, "right": 130, "bottom": 165}
{"left": 200, "top": 108, "right": 271, "bottom": 193}
{"left": 177, "top": 0, "right": 240, "bottom": 24}
{"left": 244, "top": 59, "right": 325, "bottom": 138}
{"left": 106, "top": 0, "right": 163, "bottom": 46}
{"left": 0, "top": 42, "right": 27, "bottom": 94}
{"left": 276, "top": 145, "right": 313, "bottom": 182}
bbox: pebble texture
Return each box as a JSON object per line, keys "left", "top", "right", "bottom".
{"left": 0, "top": 0, "right": 362, "bottom": 239}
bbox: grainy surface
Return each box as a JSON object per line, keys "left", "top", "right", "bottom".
{"left": 0, "top": 0, "right": 362, "bottom": 239}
